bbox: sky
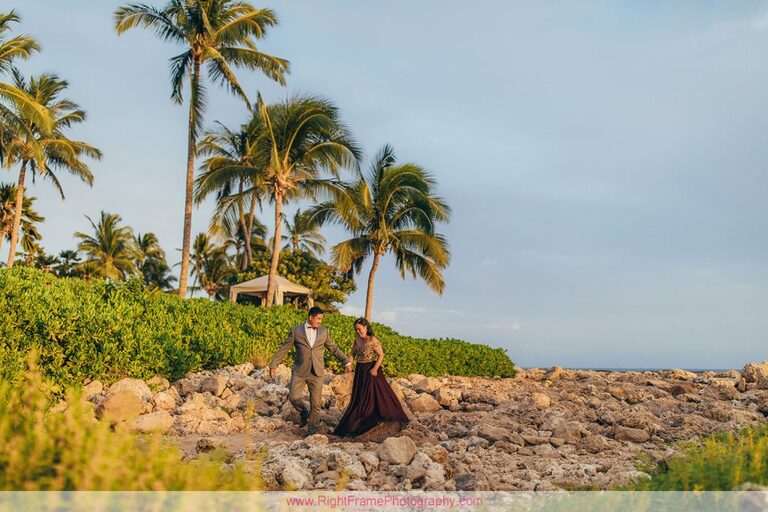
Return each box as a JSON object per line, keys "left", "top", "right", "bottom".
{"left": 2, "top": 1, "right": 768, "bottom": 369}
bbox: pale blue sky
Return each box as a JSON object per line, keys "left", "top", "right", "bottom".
{"left": 3, "top": 1, "right": 768, "bottom": 368}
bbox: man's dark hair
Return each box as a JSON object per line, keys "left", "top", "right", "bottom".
{"left": 308, "top": 306, "right": 324, "bottom": 318}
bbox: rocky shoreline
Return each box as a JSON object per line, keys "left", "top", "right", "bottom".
{"left": 76, "top": 362, "right": 768, "bottom": 491}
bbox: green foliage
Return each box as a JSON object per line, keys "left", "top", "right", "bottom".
{"left": 0, "top": 355, "right": 261, "bottom": 490}
{"left": 625, "top": 426, "right": 768, "bottom": 490}
{"left": 237, "top": 249, "right": 356, "bottom": 311}
{"left": 0, "top": 267, "right": 515, "bottom": 390}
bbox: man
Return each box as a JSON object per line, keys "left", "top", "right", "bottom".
{"left": 268, "top": 306, "right": 351, "bottom": 435}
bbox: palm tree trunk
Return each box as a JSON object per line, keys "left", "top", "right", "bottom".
{"left": 245, "top": 188, "right": 257, "bottom": 267}
{"left": 264, "top": 191, "right": 283, "bottom": 307}
{"left": 364, "top": 250, "right": 382, "bottom": 321}
{"left": 178, "top": 61, "right": 200, "bottom": 297}
{"left": 238, "top": 180, "right": 249, "bottom": 271}
{"left": 6, "top": 161, "right": 28, "bottom": 268}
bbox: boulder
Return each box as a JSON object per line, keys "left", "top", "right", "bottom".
{"left": 413, "top": 377, "right": 441, "bottom": 394}
{"left": 343, "top": 461, "right": 367, "bottom": 480}
{"left": 608, "top": 386, "right": 629, "bottom": 401}
{"left": 133, "top": 410, "right": 174, "bottom": 433}
{"left": 742, "top": 362, "right": 768, "bottom": 389}
{"left": 530, "top": 392, "right": 551, "bottom": 409}
{"left": 108, "top": 378, "right": 152, "bottom": 402}
{"left": 614, "top": 426, "right": 650, "bottom": 443}
{"left": 97, "top": 391, "right": 143, "bottom": 423}
{"left": 232, "top": 362, "right": 255, "bottom": 375}
{"left": 420, "top": 444, "right": 449, "bottom": 465}
{"left": 358, "top": 451, "right": 379, "bottom": 472}
{"left": 407, "top": 393, "right": 442, "bottom": 413}
{"left": 271, "top": 365, "right": 292, "bottom": 387}
{"left": 663, "top": 369, "right": 697, "bottom": 380}
{"left": 471, "top": 424, "right": 508, "bottom": 442}
{"left": 280, "top": 460, "right": 312, "bottom": 490}
{"left": 545, "top": 367, "right": 563, "bottom": 380}
{"left": 405, "top": 452, "right": 432, "bottom": 481}
{"left": 152, "top": 390, "right": 178, "bottom": 411}
{"left": 377, "top": 436, "right": 417, "bottom": 465}
{"left": 669, "top": 382, "right": 698, "bottom": 396}
{"left": 434, "top": 387, "right": 461, "bottom": 406}
{"left": 552, "top": 421, "right": 586, "bottom": 444}
{"left": 146, "top": 376, "right": 170, "bottom": 392}
{"left": 200, "top": 375, "right": 228, "bottom": 397}
{"left": 580, "top": 434, "right": 608, "bottom": 454}
{"left": 83, "top": 380, "right": 103, "bottom": 400}
{"left": 330, "top": 373, "right": 354, "bottom": 396}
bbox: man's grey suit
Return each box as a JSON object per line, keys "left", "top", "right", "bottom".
{"left": 269, "top": 324, "right": 350, "bottom": 427}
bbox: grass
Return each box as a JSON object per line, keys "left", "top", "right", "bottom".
{"left": 0, "top": 353, "right": 263, "bottom": 491}
{"left": 624, "top": 425, "right": 768, "bottom": 490}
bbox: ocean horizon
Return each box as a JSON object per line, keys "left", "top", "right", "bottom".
{"left": 522, "top": 367, "right": 732, "bottom": 373}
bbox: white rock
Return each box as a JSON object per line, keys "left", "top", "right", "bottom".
{"left": 280, "top": 459, "right": 312, "bottom": 490}
{"left": 358, "top": 451, "right": 379, "bottom": 472}
{"left": 377, "top": 436, "right": 417, "bottom": 465}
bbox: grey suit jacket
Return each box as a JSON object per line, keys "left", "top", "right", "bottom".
{"left": 269, "top": 325, "right": 350, "bottom": 377}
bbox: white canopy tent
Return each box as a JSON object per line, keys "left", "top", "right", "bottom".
{"left": 229, "top": 274, "right": 313, "bottom": 306}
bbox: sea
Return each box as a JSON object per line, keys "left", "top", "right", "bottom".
{"left": 522, "top": 367, "right": 732, "bottom": 373}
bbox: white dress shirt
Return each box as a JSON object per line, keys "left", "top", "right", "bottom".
{"left": 305, "top": 323, "right": 351, "bottom": 367}
{"left": 304, "top": 322, "right": 318, "bottom": 348}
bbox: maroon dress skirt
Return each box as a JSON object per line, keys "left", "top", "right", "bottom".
{"left": 333, "top": 360, "right": 409, "bottom": 437}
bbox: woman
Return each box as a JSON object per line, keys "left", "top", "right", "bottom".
{"left": 333, "top": 318, "right": 409, "bottom": 437}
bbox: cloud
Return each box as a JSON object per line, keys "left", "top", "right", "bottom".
{"left": 338, "top": 305, "right": 398, "bottom": 324}
{"left": 375, "top": 310, "right": 398, "bottom": 324}
{"left": 484, "top": 322, "right": 522, "bottom": 331}
{"left": 339, "top": 305, "right": 364, "bottom": 317}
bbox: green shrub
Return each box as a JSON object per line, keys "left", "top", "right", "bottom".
{"left": 0, "top": 355, "right": 261, "bottom": 490}
{"left": 0, "top": 267, "right": 515, "bottom": 389}
{"left": 626, "top": 426, "right": 768, "bottom": 490}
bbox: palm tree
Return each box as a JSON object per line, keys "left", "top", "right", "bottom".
{"left": 134, "top": 232, "right": 165, "bottom": 266}
{"left": 134, "top": 232, "right": 177, "bottom": 290}
{"left": 199, "top": 247, "right": 235, "bottom": 299}
{"left": 211, "top": 206, "right": 268, "bottom": 268}
{"left": 115, "top": 0, "right": 289, "bottom": 298}
{"left": 309, "top": 145, "right": 451, "bottom": 320}
{"left": 0, "top": 182, "right": 43, "bottom": 256}
{"left": 281, "top": 208, "right": 325, "bottom": 256}
{"left": 55, "top": 249, "right": 80, "bottom": 277}
{"left": 189, "top": 231, "right": 233, "bottom": 299}
{"left": 189, "top": 231, "right": 215, "bottom": 296}
{"left": 0, "top": 11, "right": 51, "bottom": 135}
{"left": 3, "top": 73, "right": 101, "bottom": 267}
{"left": 34, "top": 252, "right": 59, "bottom": 273}
{"left": 252, "top": 94, "right": 361, "bottom": 306}
{"left": 140, "top": 256, "right": 178, "bottom": 291}
{"left": 74, "top": 212, "right": 138, "bottom": 280}
{"left": 195, "top": 121, "right": 267, "bottom": 269}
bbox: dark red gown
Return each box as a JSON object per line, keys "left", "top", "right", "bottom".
{"left": 333, "top": 339, "right": 409, "bottom": 437}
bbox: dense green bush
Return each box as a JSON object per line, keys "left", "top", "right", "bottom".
{"left": 0, "top": 267, "right": 515, "bottom": 388}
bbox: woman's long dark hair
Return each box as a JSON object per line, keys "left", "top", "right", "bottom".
{"left": 354, "top": 317, "right": 374, "bottom": 337}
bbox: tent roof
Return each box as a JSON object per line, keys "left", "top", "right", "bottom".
{"left": 229, "top": 274, "right": 311, "bottom": 295}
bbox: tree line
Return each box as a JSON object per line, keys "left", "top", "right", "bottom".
{"left": 0, "top": 2, "right": 451, "bottom": 319}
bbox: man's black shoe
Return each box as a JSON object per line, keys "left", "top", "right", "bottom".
{"left": 299, "top": 409, "right": 309, "bottom": 427}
